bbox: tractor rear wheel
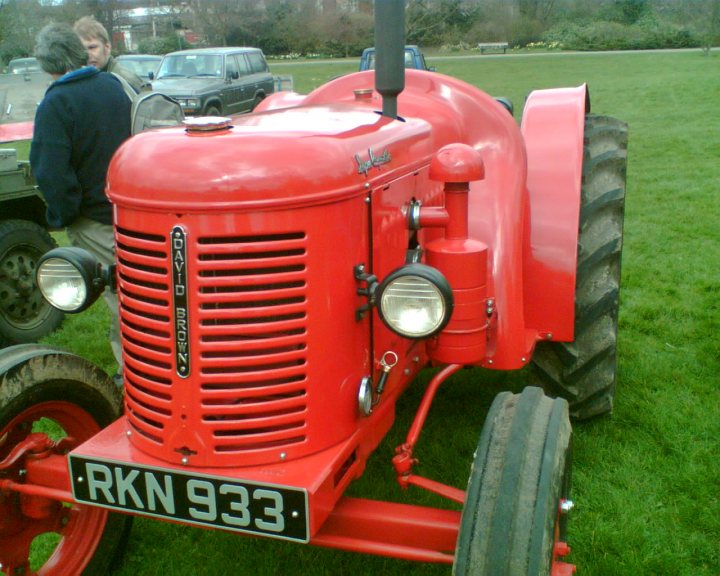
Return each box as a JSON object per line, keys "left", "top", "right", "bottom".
{"left": 0, "top": 219, "right": 64, "bottom": 346}
{"left": 453, "top": 387, "right": 573, "bottom": 576}
{"left": 532, "top": 115, "right": 628, "bottom": 419}
{"left": 0, "top": 347, "right": 132, "bottom": 575}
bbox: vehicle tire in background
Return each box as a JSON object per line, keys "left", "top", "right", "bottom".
{"left": 204, "top": 104, "right": 221, "bottom": 116}
{"left": 0, "top": 219, "right": 64, "bottom": 347}
{"left": 251, "top": 94, "right": 265, "bottom": 111}
{"left": 532, "top": 115, "right": 628, "bottom": 420}
{"left": 0, "top": 346, "right": 132, "bottom": 574}
{"left": 454, "top": 387, "right": 573, "bottom": 576}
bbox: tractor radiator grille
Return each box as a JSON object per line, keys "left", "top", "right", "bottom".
{"left": 116, "top": 225, "right": 309, "bottom": 461}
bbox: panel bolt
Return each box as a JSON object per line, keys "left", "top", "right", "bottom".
{"left": 126, "top": 430, "right": 132, "bottom": 437}
{"left": 181, "top": 457, "right": 189, "bottom": 465}
{"left": 292, "top": 510, "right": 299, "bottom": 518}
{"left": 77, "top": 476, "right": 84, "bottom": 483}
{"left": 280, "top": 452, "right": 287, "bottom": 460}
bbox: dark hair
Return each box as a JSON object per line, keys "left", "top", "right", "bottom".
{"left": 34, "top": 23, "right": 88, "bottom": 75}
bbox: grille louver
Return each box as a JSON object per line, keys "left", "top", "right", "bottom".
{"left": 116, "top": 226, "right": 310, "bottom": 458}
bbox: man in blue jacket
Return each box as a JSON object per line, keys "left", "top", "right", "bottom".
{"left": 30, "top": 22, "right": 131, "bottom": 379}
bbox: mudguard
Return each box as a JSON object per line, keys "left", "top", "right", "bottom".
{"left": 0, "top": 344, "right": 113, "bottom": 394}
{"left": 521, "top": 85, "right": 589, "bottom": 343}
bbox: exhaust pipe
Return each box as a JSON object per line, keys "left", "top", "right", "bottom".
{"left": 374, "top": 0, "right": 405, "bottom": 119}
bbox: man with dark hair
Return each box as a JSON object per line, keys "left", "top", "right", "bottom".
{"left": 73, "top": 15, "right": 145, "bottom": 93}
{"left": 30, "top": 22, "right": 131, "bottom": 377}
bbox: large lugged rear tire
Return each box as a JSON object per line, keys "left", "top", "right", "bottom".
{"left": 454, "top": 387, "right": 573, "bottom": 576}
{"left": 532, "top": 115, "right": 628, "bottom": 420}
{"left": 0, "top": 219, "right": 65, "bottom": 346}
{"left": 0, "top": 346, "right": 132, "bottom": 575}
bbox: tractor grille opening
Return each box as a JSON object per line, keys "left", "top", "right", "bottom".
{"left": 117, "top": 224, "right": 310, "bottom": 459}
{"left": 196, "top": 232, "right": 309, "bottom": 455}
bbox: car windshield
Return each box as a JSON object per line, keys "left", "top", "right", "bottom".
{"left": 117, "top": 57, "right": 161, "bottom": 79}
{"left": 8, "top": 58, "right": 40, "bottom": 74}
{"left": 365, "top": 50, "right": 416, "bottom": 70}
{"left": 156, "top": 54, "right": 223, "bottom": 79}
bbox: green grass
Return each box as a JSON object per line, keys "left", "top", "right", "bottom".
{"left": 34, "top": 50, "right": 720, "bottom": 575}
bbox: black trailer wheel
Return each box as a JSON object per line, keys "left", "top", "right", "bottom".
{"left": 0, "top": 219, "right": 65, "bottom": 346}
{"left": 0, "top": 346, "right": 132, "bottom": 575}
{"left": 454, "top": 387, "right": 573, "bottom": 576}
{"left": 532, "top": 115, "right": 629, "bottom": 419}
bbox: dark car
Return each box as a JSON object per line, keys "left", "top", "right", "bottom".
{"left": 115, "top": 54, "right": 162, "bottom": 80}
{"left": 152, "top": 47, "right": 274, "bottom": 116}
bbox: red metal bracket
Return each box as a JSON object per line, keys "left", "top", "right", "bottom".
{"left": 391, "top": 364, "right": 466, "bottom": 504}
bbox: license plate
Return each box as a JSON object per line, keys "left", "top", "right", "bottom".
{"left": 69, "top": 455, "right": 309, "bottom": 542}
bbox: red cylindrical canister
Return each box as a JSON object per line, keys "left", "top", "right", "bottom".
{"left": 426, "top": 237, "right": 488, "bottom": 365}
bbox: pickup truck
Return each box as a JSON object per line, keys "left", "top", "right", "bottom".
{"left": 359, "top": 45, "right": 434, "bottom": 71}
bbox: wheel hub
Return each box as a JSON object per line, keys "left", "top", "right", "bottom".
{"left": 0, "top": 246, "right": 47, "bottom": 325}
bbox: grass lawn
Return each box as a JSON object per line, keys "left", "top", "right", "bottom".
{"left": 33, "top": 49, "right": 719, "bottom": 575}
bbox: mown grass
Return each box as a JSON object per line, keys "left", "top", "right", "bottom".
{"left": 32, "top": 50, "right": 720, "bottom": 575}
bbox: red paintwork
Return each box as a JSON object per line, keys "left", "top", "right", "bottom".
{"left": 521, "top": 85, "right": 589, "bottom": 342}
{"left": 0, "top": 401, "right": 110, "bottom": 576}
{"left": 3, "top": 67, "right": 584, "bottom": 569}
{"left": 0, "top": 120, "right": 33, "bottom": 143}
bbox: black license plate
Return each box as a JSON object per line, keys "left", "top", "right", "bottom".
{"left": 69, "top": 455, "right": 309, "bottom": 542}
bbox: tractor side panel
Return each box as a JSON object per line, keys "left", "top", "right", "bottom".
{"left": 521, "top": 85, "right": 588, "bottom": 342}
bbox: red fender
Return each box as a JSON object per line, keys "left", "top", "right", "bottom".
{"left": 520, "top": 85, "right": 589, "bottom": 342}
{"left": 253, "top": 91, "right": 307, "bottom": 113}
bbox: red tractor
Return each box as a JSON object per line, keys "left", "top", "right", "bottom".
{"left": 0, "top": 3, "right": 627, "bottom": 574}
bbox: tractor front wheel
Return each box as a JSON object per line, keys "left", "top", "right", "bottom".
{"left": 453, "top": 387, "right": 574, "bottom": 576}
{"left": 532, "top": 114, "right": 628, "bottom": 419}
{"left": 0, "top": 346, "right": 132, "bottom": 575}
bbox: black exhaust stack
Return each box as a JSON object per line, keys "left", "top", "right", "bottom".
{"left": 374, "top": 0, "right": 405, "bottom": 119}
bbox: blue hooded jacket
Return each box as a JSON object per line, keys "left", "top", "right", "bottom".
{"left": 30, "top": 66, "right": 131, "bottom": 227}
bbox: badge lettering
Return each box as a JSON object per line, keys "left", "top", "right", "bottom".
{"left": 355, "top": 147, "right": 392, "bottom": 176}
{"left": 171, "top": 226, "right": 191, "bottom": 377}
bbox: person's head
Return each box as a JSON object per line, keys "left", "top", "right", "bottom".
{"left": 34, "top": 23, "right": 89, "bottom": 76}
{"left": 73, "top": 15, "right": 111, "bottom": 69}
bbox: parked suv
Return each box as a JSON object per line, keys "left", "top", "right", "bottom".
{"left": 152, "top": 47, "right": 274, "bottom": 116}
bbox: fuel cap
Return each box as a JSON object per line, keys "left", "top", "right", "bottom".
{"left": 183, "top": 116, "right": 232, "bottom": 132}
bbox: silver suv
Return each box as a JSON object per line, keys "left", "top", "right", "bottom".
{"left": 152, "top": 47, "right": 274, "bottom": 116}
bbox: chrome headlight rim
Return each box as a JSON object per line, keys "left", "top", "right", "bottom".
{"left": 36, "top": 247, "right": 106, "bottom": 313}
{"left": 376, "top": 263, "right": 453, "bottom": 339}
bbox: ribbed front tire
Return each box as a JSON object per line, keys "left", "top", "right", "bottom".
{"left": 454, "top": 387, "right": 573, "bottom": 576}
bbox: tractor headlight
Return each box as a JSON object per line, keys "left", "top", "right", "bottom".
{"left": 36, "top": 248, "right": 108, "bottom": 313}
{"left": 377, "top": 264, "right": 453, "bottom": 339}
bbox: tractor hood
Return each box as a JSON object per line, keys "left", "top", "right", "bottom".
{"left": 107, "top": 103, "right": 432, "bottom": 212}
